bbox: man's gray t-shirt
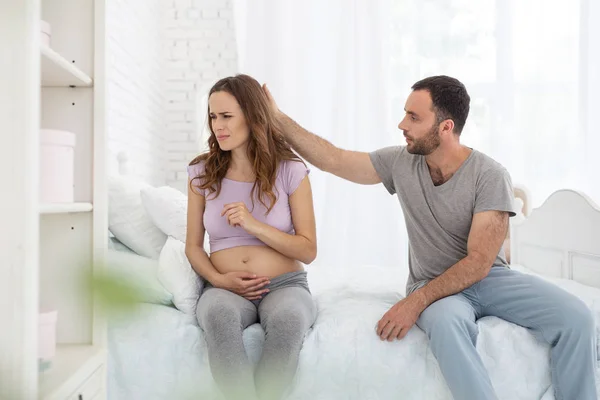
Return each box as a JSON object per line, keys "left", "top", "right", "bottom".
{"left": 369, "top": 146, "right": 516, "bottom": 295}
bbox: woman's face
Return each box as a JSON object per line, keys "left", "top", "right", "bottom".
{"left": 208, "top": 91, "right": 250, "bottom": 152}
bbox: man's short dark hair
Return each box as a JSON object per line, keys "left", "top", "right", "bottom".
{"left": 411, "top": 75, "right": 470, "bottom": 134}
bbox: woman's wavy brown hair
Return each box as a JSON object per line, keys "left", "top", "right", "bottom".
{"left": 189, "top": 74, "right": 303, "bottom": 213}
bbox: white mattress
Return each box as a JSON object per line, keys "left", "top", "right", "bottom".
{"left": 108, "top": 265, "right": 600, "bottom": 400}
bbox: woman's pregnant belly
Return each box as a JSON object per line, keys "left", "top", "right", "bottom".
{"left": 210, "top": 245, "right": 303, "bottom": 278}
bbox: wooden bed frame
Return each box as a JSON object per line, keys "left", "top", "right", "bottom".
{"left": 510, "top": 189, "right": 600, "bottom": 288}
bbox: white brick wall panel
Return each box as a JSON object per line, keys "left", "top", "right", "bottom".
{"left": 163, "top": 0, "right": 237, "bottom": 190}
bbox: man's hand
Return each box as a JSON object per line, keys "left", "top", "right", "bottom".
{"left": 262, "top": 83, "right": 281, "bottom": 116}
{"left": 376, "top": 293, "right": 427, "bottom": 341}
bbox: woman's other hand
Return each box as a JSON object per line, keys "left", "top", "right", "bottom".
{"left": 214, "top": 271, "right": 270, "bottom": 300}
{"left": 221, "top": 202, "right": 262, "bottom": 235}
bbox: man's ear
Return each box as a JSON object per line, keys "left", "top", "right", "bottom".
{"left": 441, "top": 119, "right": 455, "bottom": 135}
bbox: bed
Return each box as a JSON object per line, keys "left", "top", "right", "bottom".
{"left": 106, "top": 156, "right": 600, "bottom": 399}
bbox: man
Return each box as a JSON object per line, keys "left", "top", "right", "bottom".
{"left": 262, "top": 76, "right": 597, "bottom": 400}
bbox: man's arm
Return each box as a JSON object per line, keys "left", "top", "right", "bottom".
{"left": 413, "top": 210, "right": 509, "bottom": 308}
{"left": 277, "top": 113, "right": 379, "bottom": 184}
{"left": 262, "top": 84, "right": 380, "bottom": 185}
{"left": 377, "top": 210, "right": 509, "bottom": 340}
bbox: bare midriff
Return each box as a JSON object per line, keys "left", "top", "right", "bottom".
{"left": 210, "top": 245, "right": 303, "bottom": 278}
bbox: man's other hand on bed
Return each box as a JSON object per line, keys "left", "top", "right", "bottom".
{"left": 214, "top": 271, "right": 271, "bottom": 301}
{"left": 376, "top": 294, "right": 426, "bottom": 341}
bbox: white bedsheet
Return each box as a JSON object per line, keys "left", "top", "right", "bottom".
{"left": 108, "top": 265, "right": 600, "bottom": 400}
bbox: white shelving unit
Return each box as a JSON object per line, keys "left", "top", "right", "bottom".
{"left": 0, "top": 0, "right": 107, "bottom": 399}
{"left": 38, "top": 345, "right": 105, "bottom": 400}
{"left": 40, "top": 203, "right": 94, "bottom": 214}
{"left": 41, "top": 44, "right": 93, "bottom": 87}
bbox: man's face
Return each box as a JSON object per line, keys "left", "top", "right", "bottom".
{"left": 397, "top": 90, "right": 441, "bottom": 155}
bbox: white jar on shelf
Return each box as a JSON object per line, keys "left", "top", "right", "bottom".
{"left": 38, "top": 309, "right": 58, "bottom": 371}
{"left": 40, "top": 129, "right": 76, "bottom": 203}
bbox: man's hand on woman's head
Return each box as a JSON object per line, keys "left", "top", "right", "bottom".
{"left": 262, "top": 83, "right": 281, "bottom": 116}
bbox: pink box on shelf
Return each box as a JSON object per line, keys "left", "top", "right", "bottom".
{"left": 40, "top": 129, "right": 76, "bottom": 203}
{"left": 38, "top": 310, "right": 58, "bottom": 361}
{"left": 40, "top": 20, "right": 51, "bottom": 47}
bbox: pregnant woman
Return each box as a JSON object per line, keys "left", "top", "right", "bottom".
{"left": 185, "top": 74, "right": 317, "bottom": 400}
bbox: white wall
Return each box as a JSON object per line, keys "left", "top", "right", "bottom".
{"left": 163, "top": 0, "right": 238, "bottom": 193}
{"left": 106, "top": 0, "right": 167, "bottom": 185}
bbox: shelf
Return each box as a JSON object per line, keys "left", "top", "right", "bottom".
{"left": 39, "top": 344, "right": 104, "bottom": 400}
{"left": 40, "top": 203, "right": 93, "bottom": 214}
{"left": 41, "top": 44, "right": 93, "bottom": 88}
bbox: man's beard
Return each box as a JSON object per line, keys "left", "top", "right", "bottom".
{"left": 405, "top": 123, "right": 440, "bottom": 155}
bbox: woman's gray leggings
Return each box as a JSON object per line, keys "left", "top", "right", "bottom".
{"left": 196, "top": 271, "right": 317, "bottom": 400}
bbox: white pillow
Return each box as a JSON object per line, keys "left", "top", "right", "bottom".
{"left": 108, "top": 233, "right": 136, "bottom": 254}
{"left": 140, "top": 185, "right": 211, "bottom": 251}
{"left": 105, "top": 249, "right": 173, "bottom": 305}
{"left": 158, "top": 237, "right": 203, "bottom": 315}
{"left": 140, "top": 186, "right": 188, "bottom": 243}
{"left": 108, "top": 175, "right": 167, "bottom": 259}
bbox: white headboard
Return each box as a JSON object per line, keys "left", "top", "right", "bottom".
{"left": 510, "top": 189, "right": 600, "bottom": 288}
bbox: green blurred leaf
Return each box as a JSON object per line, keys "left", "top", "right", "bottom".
{"left": 92, "top": 269, "right": 147, "bottom": 315}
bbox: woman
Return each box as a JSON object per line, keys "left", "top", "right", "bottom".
{"left": 185, "top": 74, "right": 317, "bottom": 400}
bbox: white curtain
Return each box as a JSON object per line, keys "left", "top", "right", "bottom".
{"left": 233, "top": 0, "right": 408, "bottom": 270}
{"left": 233, "top": 0, "right": 600, "bottom": 269}
{"left": 385, "top": 0, "right": 600, "bottom": 208}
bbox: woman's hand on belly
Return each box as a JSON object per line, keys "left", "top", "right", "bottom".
{"left": 213, "top": 271, "right": 271, "bottom": 301}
